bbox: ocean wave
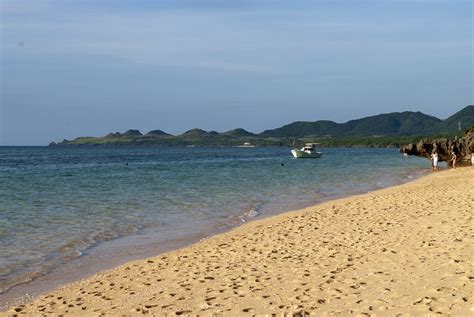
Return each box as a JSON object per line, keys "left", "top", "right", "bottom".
{"left": 239, "top": 205, "right": 261, "bottom": 223}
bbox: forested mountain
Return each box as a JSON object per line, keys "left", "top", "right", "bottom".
{"left": 51, "top": 105, "right": 473, "bottom": 147}
{"left": 260, "top": 107, "right": 472, "bottom": 137}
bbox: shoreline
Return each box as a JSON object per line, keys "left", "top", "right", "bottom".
{"left": 4, "top": 167, "right": 473, "bottom": 315}
{"left": 0, "top": 165, "right": 428, "bottom": 310}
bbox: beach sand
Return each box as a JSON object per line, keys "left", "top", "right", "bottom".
{"left": 5, "top": 168, "right": 473, "bottom": 316}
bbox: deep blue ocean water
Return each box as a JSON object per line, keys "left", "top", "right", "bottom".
{"left": 0, "top": 146, "right": 428, "bottom": 303}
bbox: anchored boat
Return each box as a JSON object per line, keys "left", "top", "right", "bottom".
{"left": 237, "top": 142, "right": 256, "bottom": 148}
{"left": 291, "top": 143, "right": 323, "bottom": 158}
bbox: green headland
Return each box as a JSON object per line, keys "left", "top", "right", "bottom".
{"left": 51, "top": 105, "right": 473, "bottom": 147}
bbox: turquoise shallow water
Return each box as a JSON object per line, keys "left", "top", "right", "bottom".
{"left": 0, "top": 146, "right": 428, "bottom": 302}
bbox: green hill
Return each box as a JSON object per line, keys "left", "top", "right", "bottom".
{"left": 260, "top": 111, "right": 446, "bottom": 137}
{"left": 51, "top": 105, "right": 473, "bottom": 147}
{"left": 145, "top": 130, "right": 171, "bottom": 137}
{"left": 222, "top": 128, "right": 256, "bottom": 137}
{"left": 181, "top": 128, "right": 209, "bottom": 137}
{"left": 439, "top": 105, "right": 474, "bottom": 133}
{"left": 123, "top": 129, "right": 143, "bottom": 137}
{"left": 342, "top": 111, "right": 442, "bottom": 136}
{"left": 260, "top": 120, "right": 339, "bottom": 138}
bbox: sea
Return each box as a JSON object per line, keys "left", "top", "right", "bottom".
{"left": 0, "top": 146, "right": 429, "bottom": 307}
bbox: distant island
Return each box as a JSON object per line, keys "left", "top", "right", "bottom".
{"left": 50, "top": 105, "right": 473, "bottom": 148}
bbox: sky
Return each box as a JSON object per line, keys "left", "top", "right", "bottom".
{"left": 1, "top": 0, "right": 472, "bottom": 145}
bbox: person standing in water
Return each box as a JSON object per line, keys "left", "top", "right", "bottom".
{"left": 431, "top": 151, "right": 439, "bottom": 172}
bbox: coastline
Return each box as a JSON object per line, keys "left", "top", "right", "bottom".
{"left": 4, "top": 167, "right": 473, "bottom": 315}
{"left": 0, "top": 151, "right": 428, "bottom": 311}
{"left": 0, "top": 162, "right": 427, "bottom": 310}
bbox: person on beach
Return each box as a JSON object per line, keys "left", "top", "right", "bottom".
{"left": 450, "top": 151, "right": 457, "bottom": 169}
{"left": 471, "top": 152, "right": 474, "bottom": 166}
{"left": 431, "top": 151, "right": 439, "bottom": 171}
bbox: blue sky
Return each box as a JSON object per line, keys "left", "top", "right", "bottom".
{"left": 1, "top": 0, "right": 472, "bottom": 145}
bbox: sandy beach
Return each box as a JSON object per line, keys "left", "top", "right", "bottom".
{"left": 4, "top": 167, "right": 473, "bottom": 316}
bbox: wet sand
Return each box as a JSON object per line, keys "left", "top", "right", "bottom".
{"left": 4, "top": 167, "right": 473, "bottom": 316}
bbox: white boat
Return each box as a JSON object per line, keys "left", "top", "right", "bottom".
{"left": 291, "top": 143, "right": 323, "bottom": 158}
{"left": 237, "top": 142, "right": 256, "bottom": 148}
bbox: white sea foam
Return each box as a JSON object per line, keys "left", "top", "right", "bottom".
{"left": 238, "top": 205, "right": 261, "bottom": 223}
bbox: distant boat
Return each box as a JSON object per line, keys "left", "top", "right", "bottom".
{"left": 291, "top": 143, "right": 323, "bottom": 158}
{"left": 237, "top": 142, "right": 256, "bottom": 148}
{"left": 186, "top": 145, "right": 196, "bottom": 148}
